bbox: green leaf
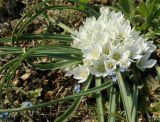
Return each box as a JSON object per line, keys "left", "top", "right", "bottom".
{"left": 1, "top": 47, "right": 40, "bottom": 106}
{"left": 30, "top": 46, "right": 83, "bottom": 58}
{"left": 0, "top": 37, "right": 12, "bottom": 43}
{"left": 116, "top": 70, "right": 132, "bottom": 122}
{"left": 108, "top": 86, "right": 117, "bottom": 122}
{"left": 55, "top": 75, "right": 92, "bottom": 122}
{"left": 12, "top": 5, "right": 97, "bottom": 45}
{"left": 139, "top": 2, "right": 149, "bottom": 18}
{"left": 11, "top": 0, "right": 51, "bottom": 45}
{"left": 118, "top": 0, "right": 135, "bottom": 19}
{"left": 145, "top": 29, "right": 160, "bottom": 38}
{"left": 131, "top": 84, "right": 138, "bottom": 122}
{"left": 78, "top": 0, "right": 90, "bottom": 10}
{"left": 0, "top": 46, "right": 21, "bottom": 51}
{"left": 32, "top": 60, "right": 82, "bottom": 70}
{"left": 68, "top": 0, "right": 99, "bottom": 16}
{"left": 20, "top": 34, "right": 73, "bottom": 42}
{"left": 0, "top": 46, "right": 22, "bottom": 56}
{"left": 79, "top": 0, "right": 89, "bottom": 4}
{"left": 0, "top": 81, "right": 113, "bottom": 112}
{"left": 0, "top": 58, "right": 19, "bottom": 99}
{"left": 0, "top": 34, "right": 73, "bottom": 43}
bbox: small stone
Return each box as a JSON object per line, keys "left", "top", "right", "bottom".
{"left": 21, "top": 72, "right": 31, "bottom": 80}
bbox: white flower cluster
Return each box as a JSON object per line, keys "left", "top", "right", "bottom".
{"left": 70, "top": 7, "right": 156, "bottom": 83}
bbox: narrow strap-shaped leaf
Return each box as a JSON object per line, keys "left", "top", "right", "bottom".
{"left": 1, "top": 47, "right": 40, "bottom": 106}
{"left": 116, "top": 70, "right": 132, "bottom": 122}
{"left": 0, "top": 34, "right": 72, "bottom": 43}
{"left": 20, "top": 34, "right": 72, "bottom": 41}
{"left": 12, "top": 0, "right": 52, "bottom": 44}
{"left": 0, "top": 58, "right": 18, "bottom": 74}
{"left": 0, "top": 46, "right": 21, "bottom": 51}
{"left": 0, "top": 81, "right": 112, "bottom": 112}
{"left": 118, "top": 0, "right": 135, "bottom": 19}
{"left": 0, "top": 58, "right": 19, "bottom": 100}
{"left": 68, "top": 0, "right": 99, "bottom": 17}
{"left": 95, "top": 77, "right": 104, "bottom": 122}
{"left": 108, "top": 86, "right": 117, "bottom": 122}
{"left": 13, "top": 6, "right": 95, "bottom": 45}
{"left": 0, "top": 46, "right": 82, "bottom": 57}
{"left": 55, "top": 75, "right": 93, "bottom": 122}
{"left": 0, "top": 51, "right": 22, "bottom": 56}
{"left": 30, "top": 54, "right": 81, "bottom": 60}
{"left": 131, "top": 83, "right": 138, "bottom": 122}
{"left": 31, "top": 46, "right": 82, "bottom": 55}
{"left": 139, "top": 2, "right": 149, "bottom": 18}
{"left": 31, "top": 60, "right": 82, "bottom": 70}
{"left": 1, "top": 46, "right": 48, "bottom": 91}
{"left": 12, "top": 0, "right": 96, "bottom": 43}
{"left": 0, "top": 46, "right": 22, "bottom": 55}
{"left": 0, "top": 37, "right": 12, "bottom": 43}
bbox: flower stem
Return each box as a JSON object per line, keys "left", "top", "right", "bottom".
{"left": 95, "top": 77, "right": 104, "bottom": 122}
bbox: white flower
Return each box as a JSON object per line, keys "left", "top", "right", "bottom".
{"left": 63, "top": 65, "right": 75, "bottom": 77}
{"left": 69, "top": 6, "right": 157, "bottom": 82}
{"left": 109, "top": 45, "right": 125, "bottom": 63}
{"left": 102, "top": 41, "right": 112, "bottom": 56}
{"left": 82, "top": 43, "right": 102, "bottom": 60}
{"left": 146, "top": 41, "right": 157, "bottom": 53}
{"left": 104, "top": 59, "right": 117, "bottom": 75}
{"left": 83, "top": 58, "right": 93, "bottom": 66}
{"left": 126, "top": 44, "right": 142, "bottom": 60}
{"left": 100, "top": 6, "right": 110, "bottom": 16}
{"left": 119, "top": 51, "right": 131, "bottom": 69}
{"left": 72, "top": 65, "right": 90, "bottom": 83}
{"left": 90, "top": 56, "right": 108, "bottom": 77}
{"left": 137, "top": 53, "right": 157, "bottom": 70}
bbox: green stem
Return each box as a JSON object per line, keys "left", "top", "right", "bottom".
{"left": 95, "top": 77, "right": 104, "bottom": 122}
